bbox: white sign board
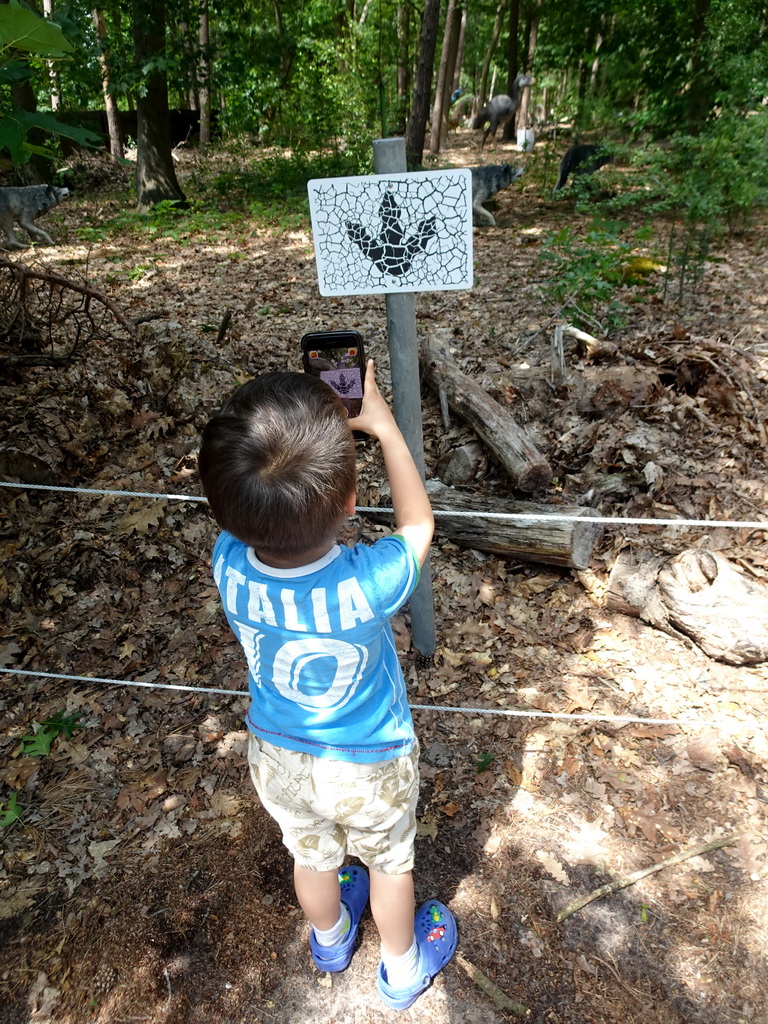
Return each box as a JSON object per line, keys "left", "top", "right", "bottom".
{"left": 308, "top": 169, "right": 473, "bottom": 297}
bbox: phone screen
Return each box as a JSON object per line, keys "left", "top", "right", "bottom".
{"left": 302, "top": 334, "right": 365, "bottom": 418}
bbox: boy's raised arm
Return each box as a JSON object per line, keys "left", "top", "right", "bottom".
{"left": 348, "top": 360, "right": 434, "bottom": 566}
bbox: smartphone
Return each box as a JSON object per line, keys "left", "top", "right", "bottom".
{"left": 301, "top": 330, "right": 366, "bottom": 418}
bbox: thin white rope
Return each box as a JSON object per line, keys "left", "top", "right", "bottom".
{"left": 0, "top": 481, "right": 207, "bottom": 503}
{"left": 1, "top": 667, "right": 761, "bottom": 734}
{"left": 2, "top": 481, "right": 767, "bottom": 530}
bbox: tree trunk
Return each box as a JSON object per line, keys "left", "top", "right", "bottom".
{"left": 397, "top": 4, "right": 410, "bottom": 102}
{"left": 178, "top": 21, "right": 198, "bottom": 109}
{"left": 452, "top": 7, "right": 467, "bottom": 94}
{"left": 577, "top": 18, "right": 598, "bottom": 120}
{"left": 9, "top": 80, "right": 48, "bottom": 182}
{"left": 420, "top": 332, "right": 552, "bottom": 494}
{"left": 429, "top": 0, "right": 461, "bottom": 155}
{"left": 92, "top": 8, "right": 124, "bottom": 162}
{"left": 589, "top": 30, "right": 604, "bottom": 96}
{"left": 476, "top": 0, "right": 505, "bottom": 114}
{"left": 198, "top": 0, "right": 211, "bottom": 151}
{"left": 505, "top": 0, "right": 520, "bottom": 95}
{"left": 520, "top": 4, "right": 539, "bottom": 128}
{"left": 602, "top": 549, "right": 768, "bottom": 665}
{"left": 539, "top": 85, "right": 548, "bottom": 123}
{"left": 506, "top": 0, "right": 539, "bottom": 140}
{"left": 688, "top": 0, "right": 713, "bottom": 126}
{"left": 405, "top": 0, "right": 441, "bottom": 168}
{"left": 133, "top": 0, "right": 187, "bottom": 211}
{"left": 42, "top": 0, "right": 62, "bottom": 110}
{"left": 557, "top": 67, "right": 568, "bottom": 110}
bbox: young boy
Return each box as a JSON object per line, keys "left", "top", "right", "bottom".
{"left": 198, "top": 359, "right": 457, "bottom": 1009}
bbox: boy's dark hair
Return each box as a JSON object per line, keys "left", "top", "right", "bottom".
{"left": 199, "top": 372, "right": 356, "bottom": 554}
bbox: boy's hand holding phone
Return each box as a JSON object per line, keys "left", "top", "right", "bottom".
{"left": 349, "top": 360, "right": 434, "bottom": 566}
{"left": 347, "top": 360, "right": 398, "bottom": 439}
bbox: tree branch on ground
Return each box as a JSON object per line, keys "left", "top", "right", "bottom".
{"left": 457, "top": 953, "right": 531, "bottom": 1017}
{"left": 0, "top": 258, "right": 136, "bottom": 366}
{"left": 557, "top": 834, "right": 738, "bottom": 922}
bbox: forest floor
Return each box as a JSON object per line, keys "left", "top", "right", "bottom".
{"left": 1, "top": 129, "right": 767, "bottom": 1024}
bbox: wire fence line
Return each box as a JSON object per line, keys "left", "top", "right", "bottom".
{"left": 3, "top": 480, "right": 768, "bottom": 530}
{"left": 1, "top": 667, "right": 762, "bottom": 735}
{"left": 2, "top": 480, "right": 765, "bottom": 735}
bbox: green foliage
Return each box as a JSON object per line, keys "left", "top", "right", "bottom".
{"left": 18, "top": 710, "right": 84, "bottom": 757}
{"left": 226, "top": 150, "right": 354, "bottom": 193}
{"left": 0, "top": 0, "right": 73, "bottom": 58}
{"left": 0, "top": 0, "right": 101, "bottom": 164}
{"left": 45, "top": 0, "right": 108, "bottom": 109}
{"left": 533, "top": 0, "right": 768, "bottom": 138}
{"left": 0, "top": 108, "right": 102, "bottom": 163}
{"left": 0, "top": 712, "right": 84, "bottom": 830}
{"left": 0, "top": 791, "right": 23, "bottom": 828}
{"left": 475, "top": 751, "right": 495, "bottom": 773}
{"left": 209, "top": 1, "right": 378, "bottom": 159}
{"left": 663, "top": 111, "right": 768, "bottom": 233}
{"left": 126, "top": 262, "right": 156, "bottom": 281}
{"left": 539, "top": 218, "right": 640, "bottom": 329}
{"left": 609, "top": 106, "right": 768, "bottom": 300}
{"left": 74, "top": 170, "right": 319, "bottom": 244}
{"left": 211, "top": 149, "right": 367, "bottom": 221}
{"left": 76, "top": 197, "right": 239, "bottom": 244}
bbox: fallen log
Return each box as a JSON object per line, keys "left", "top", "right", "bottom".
{"left": 604, "top": 548, "right": 768, "bottom": 665}
{"left": 421, "top": 481, "right": 603, "bottom": 569}
{"left": 420, "top": 332, "right": 552, "bottom": 493}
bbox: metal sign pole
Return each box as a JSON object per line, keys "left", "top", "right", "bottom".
{"left": 307, "top": 144, "right": 472, "bottom": 656}
{"left": 372, "top": 137, "right": 436, "bottom": 658}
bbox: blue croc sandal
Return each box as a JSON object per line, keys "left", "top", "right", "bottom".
{"left": 310, "top": 865, "right": 370, "bottom": 972}
{"left": 377, "top": 899, "right": 458, "bottom": 1010}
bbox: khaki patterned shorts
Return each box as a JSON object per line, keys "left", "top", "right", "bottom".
{"left": 247, "top": 734, "right": 420, "bottom": 874}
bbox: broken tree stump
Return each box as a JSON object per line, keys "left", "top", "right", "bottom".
{"left": 604, "top": 548, "right": 768, "bottom": 665}
{"left": 423, "top": 480, "right": 602, "bottom": 569}
{"left": 436, "top": 440, "right": 488, "bottom": 486}
{"left": 420, "top": 332, "right": 552, "bottom": 493}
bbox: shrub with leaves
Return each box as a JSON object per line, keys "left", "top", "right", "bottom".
{"left": 539, "top": 218, "right": 637, "bottom": 330}
{"left": 0, "top": 0, "right": 100, "bottom": 163}
{"left": 645, "top": 107, "right": 768, "bottom": 300}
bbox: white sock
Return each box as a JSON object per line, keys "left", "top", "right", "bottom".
{"left": 313, "top": 904, "right": 351, "bottom": 947}
{"left": 382, "top": 937, "right": 420, "bottom": 989}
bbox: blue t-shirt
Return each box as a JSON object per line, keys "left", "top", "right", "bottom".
{"left": 212, "top": 532, "right": 420, "bottom": 763}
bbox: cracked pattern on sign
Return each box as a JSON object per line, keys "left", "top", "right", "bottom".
{"left": 308, "top": 171, "right": 472, "bottom": 296}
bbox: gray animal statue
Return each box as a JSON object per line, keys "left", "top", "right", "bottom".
{"left": 472, "top": 74, "right": 533, "bottom": 148}
{"left": 470, "top": 164, "right": 524, "bottom": 227}
{"left": 0, "top": 184, "right": 70, "bottom": 249}
{"left": 554, "top": 144, "right": 612, "bottom": 192}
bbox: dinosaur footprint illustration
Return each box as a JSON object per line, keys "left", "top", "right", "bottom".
{"left": 346, "top": 191, "right": 436, "bottom": 277}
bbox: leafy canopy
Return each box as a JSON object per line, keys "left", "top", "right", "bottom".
{"left": 0, "top": 0, "right": 99, "bottom": 164}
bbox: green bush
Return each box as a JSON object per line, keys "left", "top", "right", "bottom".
{"left": 641, "top": 108, "right": 768, "bottom": 299}
{"left": 211, "top": 149, "right": 367, "bottom": 209}
{"left": 539, "top": 218, "right": 638, "bottom": 330}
